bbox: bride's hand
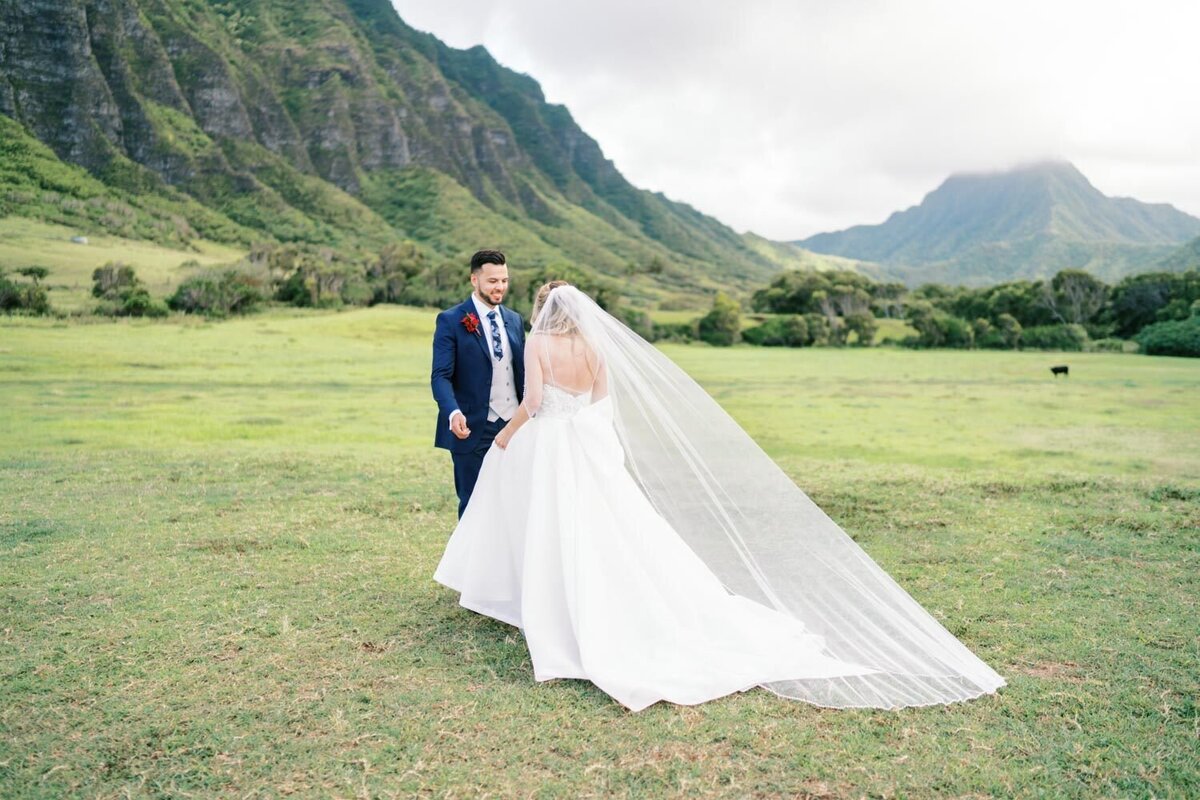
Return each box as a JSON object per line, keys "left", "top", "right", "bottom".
{"left": 495, "top": 425, "right": 515, "bottom": 449}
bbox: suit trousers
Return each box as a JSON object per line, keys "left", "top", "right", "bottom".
{"left": 451, "top": 417, "right": 507, "bottom": 519}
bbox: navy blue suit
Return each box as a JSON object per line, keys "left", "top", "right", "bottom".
{"left": 431, "top": 297, "right": 525, "bottom": 517}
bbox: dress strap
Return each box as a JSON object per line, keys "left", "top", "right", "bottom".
{"left": 544, "top": 336, "right": 556, "bottom": 389}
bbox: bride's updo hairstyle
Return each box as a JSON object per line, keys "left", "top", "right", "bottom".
{"left": 531, "top": 280, "right": 577, "bottom": 333}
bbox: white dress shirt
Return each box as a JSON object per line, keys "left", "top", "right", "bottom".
{"left": 449, "top": 295, "right": 518, "bottom": 430}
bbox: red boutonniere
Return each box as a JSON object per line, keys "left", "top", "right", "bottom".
{"left": 461, "top": 312, "right": 480, "bottom": 335}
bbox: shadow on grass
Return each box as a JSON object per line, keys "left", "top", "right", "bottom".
{"left": 411, "top": 587, "right": 633, "bottom": 713}
{"left": 0, "top": 517, "right": 60, "bottom": 548}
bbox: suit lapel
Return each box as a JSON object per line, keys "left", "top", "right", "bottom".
{"left": 503, "top": 307, "right": 524, "bottom": 399}
{"left": 502, "top": 307, "right": 522, "bottom": 355}
{"left": 461, "top": 297, "right": 491, "bottom": 361}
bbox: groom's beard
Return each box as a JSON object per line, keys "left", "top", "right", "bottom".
{"left": 475, "top": 288, "right": 505, "bottom": 308}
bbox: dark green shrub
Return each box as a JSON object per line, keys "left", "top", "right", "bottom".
{"left": 804, "top": 313, "right": 831, "bottom": 346}
{"left": 275, "top": 269, "right": 311, "bottom": 306}
{"left": 940, "top": 314, "right": 975, "bottom": 348}
{"left": 977, "top": 331, "right": 1010, "bottom": 349}
{"left": 995, "top": 313, "right": 1023, "bottom": 348}
{"left": 367, "top": 241, "right": 426, "bottom": 304}
{"left": 1021, "top": 324, "right": 1089, "bottom": 351}
{"left": 169, "top": 269, "right": 268, "bottom": 317}
{"left": 1088, "top": 338, "right": 1135, "bottom": 353}
{"left": 16, "top": 266, "right": 49, "bottom": 286}
{"left": 844, "top": 312, "right": 877, "bottom": 346}
{"left": 340, "top": 278, "right": 373, "bottom": 307}
{"left": 697, "top": 292, "right": 741, "bottom": 346}
{"left": 0, "top": 275, "right": 18, "bottom": 311}
{"left": 91, "top": 262, "right": 166, "bottom": 317}
{"left": 740, "top": 324, "right": 766, "bottom": 345}
{"left": 1104, "top": 269, "right": 1200, "bottom": 337}
{"left": 118, "top": 287, "right": 168, "bottom": 317}
{"left": 92, "top": 262, "right": 140, "bottom": 299}
{"left": 1135, "top": 316, "right": 1200, "bottom": 357}
{"left": 743, "top": 315, "right": 809, "bottom": 347}
{"left": 651, "top": 320, "right": 698, "bottom": 343}
{"left": 273, "top": 250, "right": 363, "bottom": 309}
{"left": 0, "top": 273, "right": 51, "bottom": 315}
{"left": 904, "top": 301, "right": 974, "bottom": 348}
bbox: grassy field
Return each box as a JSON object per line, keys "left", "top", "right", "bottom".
{"left": 1, "top": 306, "right": 1197, "bottom": 798}
{"left": 0, "top": 217, "right": 245, "bottom": 313}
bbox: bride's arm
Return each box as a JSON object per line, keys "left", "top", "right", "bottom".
{"left": 495, "top": 335, "right": 543, "bottom": 449}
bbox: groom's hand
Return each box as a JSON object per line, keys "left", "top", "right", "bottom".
{"left": 450, "top": 412, "right": 471, "bottom": 439}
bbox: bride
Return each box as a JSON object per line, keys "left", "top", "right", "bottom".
{"left": 434, "top": 281, "right": 1006, "bottom": 712}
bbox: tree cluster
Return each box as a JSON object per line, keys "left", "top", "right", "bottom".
{"left": 92, "top": 262, "right": 167, "bottom": 317}
{"left": 903, "top": 269, "right": 1199, "bottom": 352}
{"left": 168, "top": 269, "right": 269, "bottom": 317}
{"left": 749, "top": 270, "right": 907, "bottom": 346}
{"left": 21, "top": 237, "right": 1198, "bottom": 359}
{"left": 0, "top": 267, "right": 51, "bottom": 315}
{"left": 1135, "top": 315, "right": 1200, "bottom": 357}
{"left": 743, "top": 267, "right": 1199, "bottom": 355}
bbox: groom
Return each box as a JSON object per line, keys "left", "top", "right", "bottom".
{"left": 431, "top": 250, "right": 526, "bottom": 519}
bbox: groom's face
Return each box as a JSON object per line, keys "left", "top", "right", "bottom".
{"left": 472, "top": 262, "right": 509, "bottom": 307}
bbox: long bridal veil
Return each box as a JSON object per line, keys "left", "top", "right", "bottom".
{"left": 535, "top": 286, "right": 1006, "bottom": 709}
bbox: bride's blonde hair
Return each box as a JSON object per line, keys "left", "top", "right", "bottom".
{"left": 531, "top": 280, "right": 573, "bottom": 329}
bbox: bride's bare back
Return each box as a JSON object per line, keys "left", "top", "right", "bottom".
{"left": 523, "top": 332, "right": 608, "bottom": 415}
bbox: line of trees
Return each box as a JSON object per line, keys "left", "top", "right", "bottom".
{"left": 737, "top": 268, "right": 1200, "bottom": 355}
{"left": 164, "top": 241, "right": 638, "bottom": 321}
{"left": 6, "top": 240, "right": 1197, "bottom": 357}
{"left": 1, "top": 240, "right": 658, "bottom": 330}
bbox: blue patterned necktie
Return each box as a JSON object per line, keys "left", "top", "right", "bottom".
{"left": 487, "top": 309, "right": 503, "bottom": 361}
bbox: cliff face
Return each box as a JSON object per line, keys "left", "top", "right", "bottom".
{"left": 2, "top": 0, "right": 505, "bottom": 195}
{"left": 0, "top": 0, "right": 778, "bottom": 294}
{"left": 2, "top": 0, "right": 125, "bottom": 168}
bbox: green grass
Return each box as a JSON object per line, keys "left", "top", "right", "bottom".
{"left": 0, "top": 217, "right": 245, "bottom": 312}
{"left": 1, "top": 307, "right": 1197, "bottom": 798}
{"left": 874, "top": 316, "right": 917, "bottom": 342}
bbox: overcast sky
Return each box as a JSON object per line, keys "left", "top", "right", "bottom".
{"left": 389, "top": 0, "right": 1200, "bottom": 241}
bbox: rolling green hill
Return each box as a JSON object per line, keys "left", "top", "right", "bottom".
{"left": 741, "top": 233, "right": 890, "bottom": 281}
{"left": 798, "top": 162, "right": 1200, "bottom": 286}
{"left": 0, "top": 0, "right": 786, "bottom": 307}
{"left": 1158, "top": 235, "right": 1200, "bottom": 271}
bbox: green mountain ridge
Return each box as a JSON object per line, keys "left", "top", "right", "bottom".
{"left": 1159, "top": 235, "right": 1200, "bottom": 272}
{"left": 0, "top": 0, "right": 789, "bottom": 306}
{"left": 797, "top": 161, "right": 1200, "bottom": 286}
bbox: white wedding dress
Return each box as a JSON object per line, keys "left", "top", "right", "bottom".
{"left": 434, "top": 286, "right": 1006, "bottom": 712}
{"left": 435, "top": 381, "right": 885, "bottom": 711}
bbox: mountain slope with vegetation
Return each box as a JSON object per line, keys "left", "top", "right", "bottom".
{"left": 797, "top": 162, "right": 1200, "bottom": 286}
{"left": 1159, "top": 235, "right": 1200, "bottom": 272}
{"left": 0, "top": 0, "right": 787, "bottom": 308}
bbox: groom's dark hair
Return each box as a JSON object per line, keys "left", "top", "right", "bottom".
{"left": 470, "top": 250, "right": 506, "bottom": 273}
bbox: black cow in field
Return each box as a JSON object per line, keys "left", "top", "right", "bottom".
{"left": 1050, "top": 365, "right": 1069, "bottom": 377}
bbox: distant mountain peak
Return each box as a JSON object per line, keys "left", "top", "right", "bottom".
{"left": 797, "top": 162, "right": 1200, "bottom": 285}
{"left": 954, "top": 159, "right": 1077, "bottom": 176}
{"left": 936, "top": 160, "right": 1092, "bottom": 192}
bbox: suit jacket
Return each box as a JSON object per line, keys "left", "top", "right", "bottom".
{"left": 431, "top": 297, "right": 526, "bottom": 453}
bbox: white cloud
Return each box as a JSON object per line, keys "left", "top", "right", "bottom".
{"left": 390, "top": 0, "right": 1200, "bottom": 240}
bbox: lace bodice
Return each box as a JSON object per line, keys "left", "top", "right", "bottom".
{"left": 537, "top": 383, "right": 593, "bottom": 419}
